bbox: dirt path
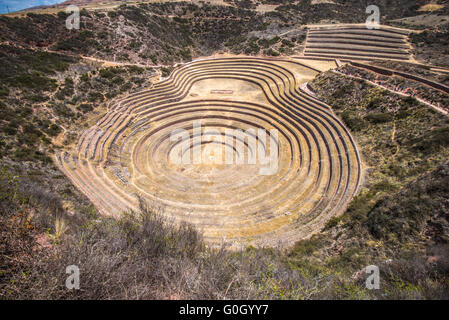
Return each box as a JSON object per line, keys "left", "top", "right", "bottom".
{"left": 391, "top": 120, "right": 396, "bottom": 142}
{"left": 391, "top": 120, "right": 401, "bottom": 155}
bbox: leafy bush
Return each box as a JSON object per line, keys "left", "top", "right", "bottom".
{"left": 364, "top": 112, "right": 393, "bottom": 124}
{"left": 411, "top": 125, "right": 449, "bottom": 155}
{"left": 77, "top": 103, "right": 94, "bottom": 113}
{"left": 10, "top": 72, "right": 57, "bottom": 91}
{"left": 341, "top": 110, "right": 365, "bottom": 131}
{"left": 367, "top": 162, "right": 449, "bottom": 242}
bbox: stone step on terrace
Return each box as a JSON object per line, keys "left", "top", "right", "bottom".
{"left": 305, "top": 24, "right": 411, "bottom": 62}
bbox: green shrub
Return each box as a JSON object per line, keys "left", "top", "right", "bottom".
{"left": 10, "top": 72, "right": 57, "bottom": 91}
{"left": 77, "top": 103, "right": 93, "bottom": 113}
{"left": 47, "top": 124, "right": 61, "bottom": 137}
{"left": 341, "top": 111, "right": 365, "bottom": 131}
{"left": 364, "top": 112, "right": 393, "bottom": 124}
{"left": 411, "top": 125, "right": 449, "bottom": 155}
{"left": 324, "top": 215, "right": 343, "bottom": 230}
{"left": 291, "top": 236, "right": 323, "bottom": 256}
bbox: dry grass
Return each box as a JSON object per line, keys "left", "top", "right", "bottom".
{"left": 0, "top": 176, "right": 332, "bottom": 300}
{"left": 418, "top": 4, "right": 445, "bottom": 12}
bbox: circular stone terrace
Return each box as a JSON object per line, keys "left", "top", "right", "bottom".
{"left": 57, "top": 56, "right": 363, "bottom": 248}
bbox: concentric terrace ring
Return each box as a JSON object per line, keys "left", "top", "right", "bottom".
{"left": 57, "top": 57, "right": 362, "bottom": 247}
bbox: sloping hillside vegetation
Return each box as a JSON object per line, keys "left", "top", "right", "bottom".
{"left": 299, "top": 71, "right": 449, "bottom": 298}
{"left": 0, "top": 1, "right": 439, "bottom": 65}
{"left": 411, "top": 23, "right": 449, "bottom": 67}
{"left": 0, "top": 44, "right": 155, "bottom": 163}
